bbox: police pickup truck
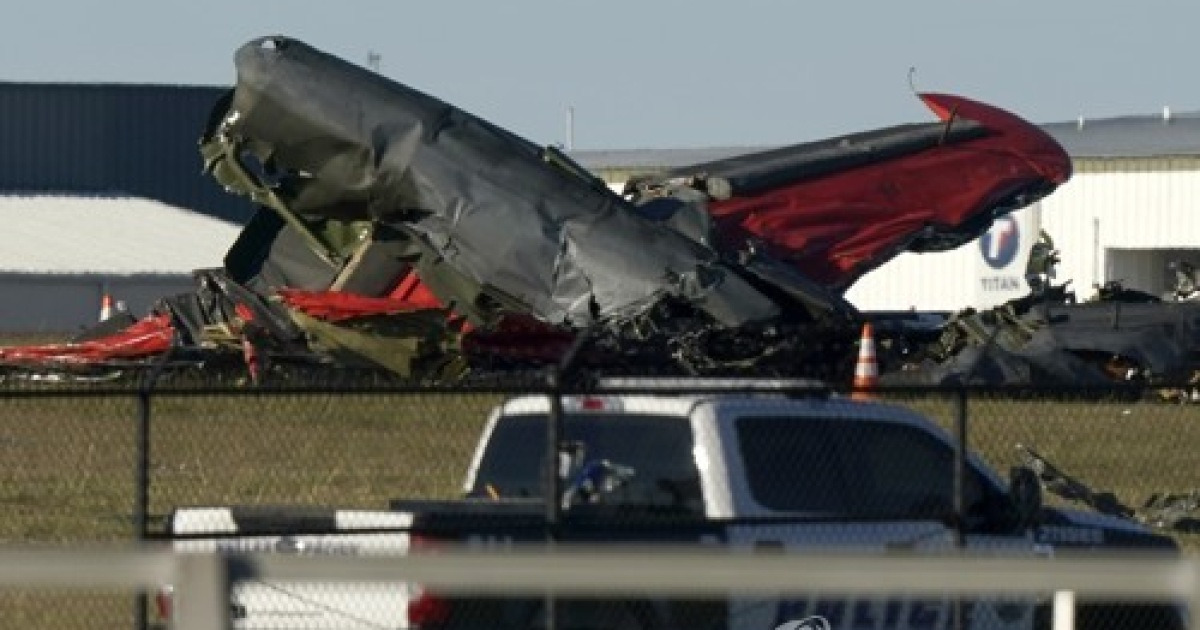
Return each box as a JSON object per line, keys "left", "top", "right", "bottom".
{"left": 161, "top": 385, "right": 1184, "bottom": 630}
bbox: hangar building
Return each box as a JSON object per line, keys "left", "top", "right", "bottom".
{"left": 573, "top": 108, "right": 1200, "bottom": 312}
{"left": 0, "top": 82, "right": 252, "bottom": 224}
{"left": 0, "top": 83, "right": 249, "bottom": 334}
{"left": 0, "top": 196, "right": 240, "bottom": 333}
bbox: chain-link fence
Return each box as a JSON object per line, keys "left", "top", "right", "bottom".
{"left": 889, "top": 389, "right": 1200, "bottom": 553}
{"left": 0, "top": 390, "right": 142, "bottom": 629}
{"left": 0, "top": 378, "right": 1196, "bottom": 629}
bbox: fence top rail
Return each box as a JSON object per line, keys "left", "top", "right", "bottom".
{"left": 0, "top": 381, "right": 1177, "bottom": 398}
{"left": 228, "top": 548, "right": 1200, "bottom": 599}
{"left": 0, "top": 545, "right": 1189, "bottom": 600}
{"left": 0, "top": 549, "right": 1193, "bottom": 630}
{"left": 0, "top": 383, "right": 548, "bottom": 398}
{"left": 0, "top": 547, "right": 174, "bottom": 589}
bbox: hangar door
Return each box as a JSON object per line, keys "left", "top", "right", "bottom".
{"left": 1105, "top": 248, "right": 1200, "bottom": 298}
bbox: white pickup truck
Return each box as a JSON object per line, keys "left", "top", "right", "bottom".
{"left": 161, "top": 387, "right": 1184, "bottom": 630}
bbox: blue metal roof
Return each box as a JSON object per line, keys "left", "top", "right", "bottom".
{"left": 570, "top": 110, "right": 1200, "bottom": 170}
{"left": 0, "top": 82, "right": 254, "bottom": 224}
{"left": 1042, "top": 110, "right": 1200, "bottom": 158}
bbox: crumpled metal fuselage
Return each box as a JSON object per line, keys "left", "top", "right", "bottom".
{"left": 0, "top": 36, "right": 1074, "bottom": 383}
{"left": 204, "top": 36, "right": 787, "bottom": 331}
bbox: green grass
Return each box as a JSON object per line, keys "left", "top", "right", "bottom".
{"left": 0, "top": 591, "right": 134, "bottom": 630}
{"left": 0, "top": 391, "right": 504, "bottom": 541}
{"left": 0, "top": 389, "right": 504, "bottom": 629}
{"left": 147, "top": 391, "right": 502, "bottom": 511}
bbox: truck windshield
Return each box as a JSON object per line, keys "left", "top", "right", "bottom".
{"left": 469, "top": 413, "right": 703, "bottom": 514}
{"left": 736, "top": 416, "right": 992, "bottom": 519}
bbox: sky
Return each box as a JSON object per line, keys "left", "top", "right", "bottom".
{"left": 2, "top": 1, "right": 1197, "bottom": 150}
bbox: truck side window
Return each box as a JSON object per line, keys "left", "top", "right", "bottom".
{"left": 735, "top": 418, "right": 852, "bottom": 514}
{"left": 736, "top": 417, "right": 988, "bottom": 519}
{"left": 843, "top": 424, "right": 978, "bottom": 519}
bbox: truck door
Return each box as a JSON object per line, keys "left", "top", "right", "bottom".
{"left": 721, "top": 414, "right": 1036, "bottom": 630}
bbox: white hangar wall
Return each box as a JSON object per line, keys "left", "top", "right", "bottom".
{"left": 844, "top": 204, "right": 1042, "bottom": 312}
{"left": 843, "top": 245, "right": 981, "bottom": 312}
{"left": 1039, "top": 158, "right": 1200, "bottom": 298}
{"left": 846, "top": 157, "right": 1200, "bottom": 310}
{"left": 0, "top": 195, "right": 241, "bottom": 333}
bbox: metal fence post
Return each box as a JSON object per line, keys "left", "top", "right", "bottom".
{"left": 1190, "top": 559, "right": 1200, "bottom": 630}
{"left": 540, "top": 326, "right": 591, "bottom": 630}
{"left": 134, "top": 388, "right": 152, "bottom": 630}
{"left": 174, "top": 553, "right": 231, "bottom": 630}
{"left": 952, "top": 385, "right": 968, "bottom": 549}
{"left": 135, "top": 346, "right": 173, "bottom": 630}
{"left": 1052, "top": 590, "right": 1076, "bottom": 630}
{"left": 545, "top": 367, "right": 564, "bottom": 537}
{"left": 952, "top": 385, "right": 969, "bottom": 630}
{"left": 544, "top": 367, "right": 564, "bottom": 630}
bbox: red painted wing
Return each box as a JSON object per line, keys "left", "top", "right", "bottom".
{"left": 706, "top": 93, "right": 1071, "bottom": 290}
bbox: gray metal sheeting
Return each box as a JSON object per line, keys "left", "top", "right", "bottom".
{"left": 0, "top": 82, "right": 253, "bottom": 224}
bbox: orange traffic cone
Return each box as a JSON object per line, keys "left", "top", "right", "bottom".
{"left": 852, "top": 322, "right": 879, "bottom": 400}
{"left": 99, "top": 293, "right": 114, "bottom": 321}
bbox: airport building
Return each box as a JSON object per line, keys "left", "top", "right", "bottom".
{"left": 0, "top": 195, "right": 240, "bottom": 333}
{"left": 573, "top": 108, "right": 1200, "bottom": 312}
{"left": 0, "top": 83, "right": 248, "bottom": 333}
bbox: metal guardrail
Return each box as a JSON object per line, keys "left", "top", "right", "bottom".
{"left": 0, "top": 547, "right": 224, "bottom": 630}
{"left": 0, "top": 547, "right": 1194, "bottom": 630}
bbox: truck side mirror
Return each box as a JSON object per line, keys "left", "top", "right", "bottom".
{"left": 1008, "top": 465, "right": 1043, "bottom": 530}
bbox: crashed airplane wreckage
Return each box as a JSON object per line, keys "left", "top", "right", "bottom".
{"left": 882, "top": 290, "right": 1200, "bottom": 389}
{"left": 878, "top": 243, "right": 1200, "bottom": 390}
{"left": 0, "top": 36, "right": 1071, "bottom": 384}
{"left": 1018, "top": 444, "right": 1200, "bottom": 532}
